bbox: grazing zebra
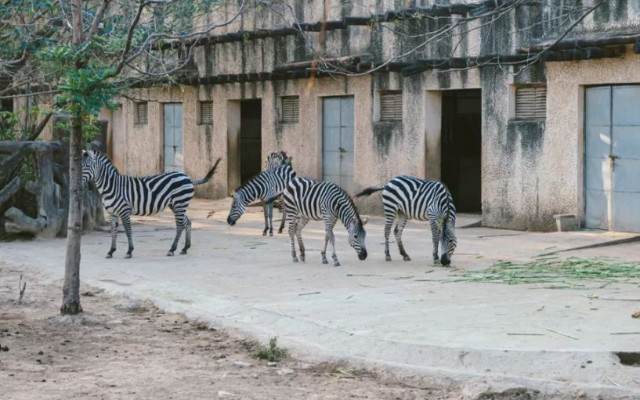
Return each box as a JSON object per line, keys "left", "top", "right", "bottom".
{"left": 356, "top": 176, "right": 456, "bottom": 266}
{"left": 226, "top": 163, "right": 296, "bottom": 236}
{"left": 283, "top": 177, "right": 367, "bottom": 266}
{"left": 82, "top": 150, "right": 221, "bottom": 258}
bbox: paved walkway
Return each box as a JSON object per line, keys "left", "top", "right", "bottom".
{"left": 2, "top": 199, "right": 640, "bottom": 398}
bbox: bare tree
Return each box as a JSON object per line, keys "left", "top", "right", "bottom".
{"left": 0, "top": 0, "right": 252, "bottom": 314}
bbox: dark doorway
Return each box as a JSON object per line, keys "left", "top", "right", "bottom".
{"left": 441, "top": 90, "right": 481, "bottom": 213}
{"left": 240, "top": 99, "right": 262, "bottom": 184}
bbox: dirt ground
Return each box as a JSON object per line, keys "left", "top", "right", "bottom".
{"left": 0, "top": 263, "right": 475, "bottom": 400}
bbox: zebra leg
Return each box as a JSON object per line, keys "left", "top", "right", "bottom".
{"left": 321, "top": 218, "right": 337, "bottom": 265}
{"left": 168, "top": 207, "right": 186, "bottom": 257}
{"left": 384, "top": 213, "right": 395, "bottom": 262}
{"left": 328, "top": 226, "right": 340, "bottom": 267}
{"left": 429, "top": 214, "right": 442, "bottom": 264}
{"left": 394, "top": 214, "right": 411, "bottom": 261}
{"left": 121, "top": 212, "right": 134, "bottom": 259}
{"left": 278, "top": 209, "right": 286, "bottom": 234}
{"left": 262, "top": 205, "right": 269, "bottom": 236}
{"left": 288, "top": 215, "right": 299, "bottom": 262}
{"left": 106, "top": 214, "right": 119, "bottom": 258}
{"left": 296, "top": 217, "right": 310, "bottom": 262}
{"left": 268, "top": 203, "right": 274, "bottom": 236}
{"left": 180, "top": 215, "right": 192, "bottom": 255}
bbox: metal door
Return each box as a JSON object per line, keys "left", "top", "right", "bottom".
{"left": 163, "top": 103, "right": 183, "bottom": 172}
{"left": 322, "top": 96, "right": 354, "bottom": 192}
{"left": 585, "top": 85, "right": 640, "bottom": 232}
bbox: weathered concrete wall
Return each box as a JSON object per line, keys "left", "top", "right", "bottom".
{"left": 106, "top": 0, "right": 640, "bottom": 231}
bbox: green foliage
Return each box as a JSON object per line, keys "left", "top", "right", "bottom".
{"left": 254, "top": 337, "right": 285, "bottom": 362}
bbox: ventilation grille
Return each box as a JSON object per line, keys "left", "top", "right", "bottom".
{"left": 135, "top": 102, "right": 148, "bottom": 125}
{"left": 380, "top": 91, "right": 402, "bottom": 121}
{"left": 281, "top": 96, "right": 299, "bottom": 123}
{"left": 516, "top": 87, "right": 546, "bottom": 119}
{"left": 199, "top": 101, "right": 213, "bottom": 125}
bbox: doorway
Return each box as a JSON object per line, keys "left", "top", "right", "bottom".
{"left": 322, "top": 96, "right": 355, "bottom": 193}
{"left": 163, "top": 103, "right": 183, "bottom": 172}
{"left": 240, "top": 99, "right": 262, "bottom": 184}
{"left": 440, "top": 90, "right": 481, "bottom": 213}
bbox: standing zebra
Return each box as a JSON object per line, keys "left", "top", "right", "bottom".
{"left": 82, "top": 150, "right": 221, "bottom": 258}
{"left": 226, "top": 163, "right": 296, "bottom": 236}
{"left": 356, "top": 176, "right": 456, "bottom": 266}
{"left": 263, "top": 151, "right": 292, "bottom": 235}
{"left": 283, "top": 177, "right": 367, "bottom": 266}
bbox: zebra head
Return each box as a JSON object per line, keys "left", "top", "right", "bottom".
{"left": 440, "top": 223, "right": 457, "bottom": 266}
{"left": 266, "top": 151, "right": 292, "bottom": 170}
{"left": 226, "top": 190, "right": 249, "bottom": 226}
{"left": 82, "top": 149, "right": 99, "bottom": 186}
{"left": 347, "top": 218, "right": 368, "bottom": 260}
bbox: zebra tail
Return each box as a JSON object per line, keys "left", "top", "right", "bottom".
{"left": 193, "top": 158, "right": 222, "bottom": 185}
{"left": 355, "top": 186, "right": 384, "bottom": 198}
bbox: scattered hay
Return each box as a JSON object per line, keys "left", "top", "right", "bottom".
{"left": 431, "top": 257, "right": 640, "bottom": 288}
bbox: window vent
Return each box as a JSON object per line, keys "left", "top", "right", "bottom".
{"left": 135, "top": 102, "right": 148, "bottom": 125}
{"left": 380, "top": 91, "right": 402, "bottom": 121}
{"left": 281, "top": 96, "right": 299, "bottom": 124}
{"left": 515, "top": 86, "right": 546, "bottom": 119}
{"left": 199, "top": 101, "right": 213, "bottom": 125}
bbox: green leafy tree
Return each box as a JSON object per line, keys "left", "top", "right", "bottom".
{"left": 0, "top": 0, "right": 250, "bottom": 314}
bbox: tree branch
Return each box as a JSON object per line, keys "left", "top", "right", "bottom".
{"left": 87, "top": 0, "right": 110, "bottom": 42}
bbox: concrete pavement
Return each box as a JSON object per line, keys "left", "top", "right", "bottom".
{"left": 2, "top": 199, "right": 640, "bottom": 398}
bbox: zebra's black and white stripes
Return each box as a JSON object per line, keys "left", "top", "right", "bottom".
{"left": 226, "top": 163, "right": 296, "bottom": 235}
{"left": 82, "top": 150, "right": 220, "bottom": 258}
{"left": 356, "top": 175, "right": 456, "bottom": 266}
{"left": 284, "top": 177, "right": 367, "bottom": 266}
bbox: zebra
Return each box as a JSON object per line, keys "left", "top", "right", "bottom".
{"left": 282, "top": 177, "right": 367, "bottom": 266}
{"left": 82, "top": 149, "right": 221, "bottom": 258}
{"left": 226, "top": 163, "right": 296, "bottom": 236}
{"left": 356, "top": 176, "right": 456, "bottom": 266}
{"left": 262, "top": 151, "right": 292, "bottom": 235}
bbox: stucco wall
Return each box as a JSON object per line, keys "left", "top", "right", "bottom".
{"left": 103, "top": 0, "right": 640, "bottom": 230}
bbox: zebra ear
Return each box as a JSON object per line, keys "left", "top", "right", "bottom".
{"left": 361, "top": 217, "right": 369, "bottom": 226}
{"left": 229, "top": 190, "right": 235, "bottom": 197}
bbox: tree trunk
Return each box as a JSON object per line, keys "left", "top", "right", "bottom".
{"left": 61, "top": 114, "right": 83, "bottom": 314}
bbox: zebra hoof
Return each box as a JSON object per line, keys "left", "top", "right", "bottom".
{"left": 167, "top": 251, "right": 175, "bottom": 257}
{"left": 292, "top": 257, "right": 299, "bottom": 263}
{"left": 269, "top": 232, "right": 273, "bottom": 237}
{"left": 322, "top": 259, "right": 328, "bottom": 264}
{"left": 106, "top": 254, "right": 113, "bottom": 259}
{"left": 125, "top": 254, "right": 132, "bottom": 259}
{"left": 334, "top": 261, "right": 341, "bottom": 267}
{"left": 403, "top": 255, "right": 411, "bottom": 262}
{"left": 262, "top": 231, "right": 267, "bottom": 236}
{"left": 385, "top": 255, "right": 391, "bottom": 262}
{"left": 180, "top": 250, "right": 187, "bottom": 255}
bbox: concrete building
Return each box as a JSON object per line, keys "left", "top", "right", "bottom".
{"left": 99, "top": 0, "right": 640, "bottom": 232}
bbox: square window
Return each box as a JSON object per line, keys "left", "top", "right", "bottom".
{"left": 281, "top": 96, "right": 299, "bottom": 124}
{"left": 135, "top": 102, "right": 148, "bottom": 125}
{"left": 380, "top": 91, "right": 402, "bottom": 121}
{"left": 199, "top": 101, "right": 213, "bottom": 125}
{"left": 515, "top": 86, "right": 546, "bottom": 119}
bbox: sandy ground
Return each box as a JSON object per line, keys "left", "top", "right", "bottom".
{"left": 0, "top": 263, "right": 473, "bottom": 400}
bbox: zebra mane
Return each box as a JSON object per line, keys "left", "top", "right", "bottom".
{"left": 236, "top": 164, "right": 294, "bottom": 194}
{"left": 336, "top": 185, "right": 362, "bottom": 226}
{"left": 93, "top": 152, "right": 120, "bottom": 174}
